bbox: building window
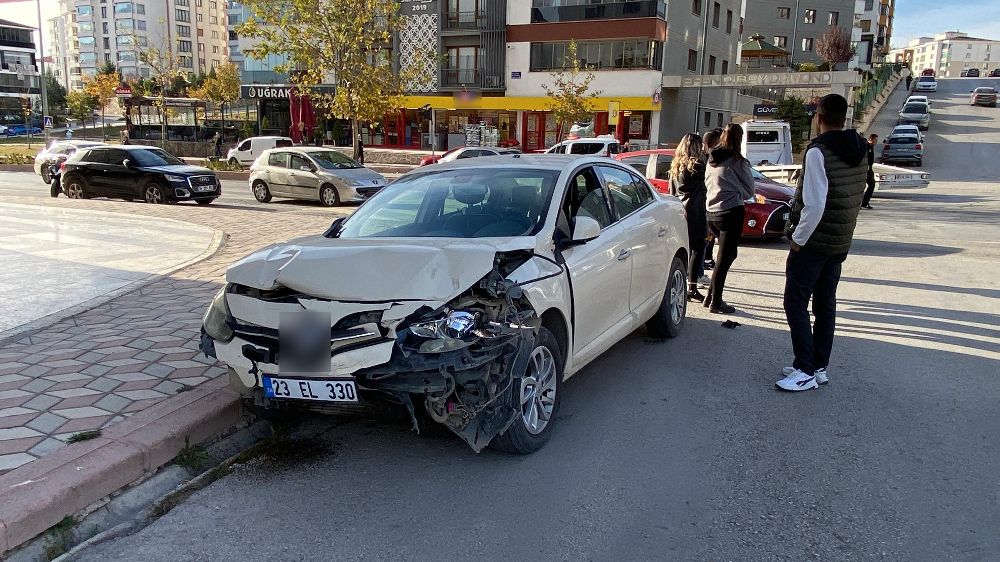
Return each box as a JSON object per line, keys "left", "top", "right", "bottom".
{"left": 804, "top": 9, "right": 816, "bottom": 24}
{"left": 137, "top": 20, "right": 146, "bottom": 30}
{"left": 176, "top": 9, "right": 190, "bottom": 22}
{"left": 178, "top": 40, "right": 192, "bottom": 53}
{"left": 140, "top": 67, "right": 149, "bottom": 77}
{"left": 101, "top": 6, "right": 107, "bottom": 17}
{"left": 212, "top": 45, "right": 219, "bottom": 53}
{"left": 102, "top": 37, "right": 110, "bottom": 49}
{"left": 703, "top": 111, "right": 711, "bottom": 127}
{"left": 712, "top": 2, "right": 720, "bottom": 27}
{"left": 209, "top": 1, "right": 217, "bottom": 9}
{"left": 79, "top": 36, "right": 96, "bottom": 46}
{"left": 228, "top": 30, "right": 238, "bottom": 41}
{"left": 774, "top": 36, "right": 788, "bottom": 48}
{"left": 861, "top": 19, "right": 871, "bottom": 32}
{"left": 721, "top": 59, "right": 729, "bottom": 74}
{"left": 777, "top": 7, "right": 790, "bottom": 19}
{"left": 102, "top": 22, "right": 108, "bottom": 34}
{"left": 529, "top": 40, "right": 664, "bottom": 71}
{"left": 114, "top": 2, "right": 132, "bottom": 14}
{"left": 828, "top": 11, "right": 839, "bottom": 25}
{"left": 717, "top": 112, "right": 724, "bottom": 127}
{"left": 77, "top": 5, "right": 93, "bottom": 16}
{"left": 865, "top": 0, "right": 874, "bottom": 9}
{"left": 197, "top": 13, "right": 203, "bottom": 22}
{"left": 802, "top": 37, "right": 814, "bottom": 51}
{"left": 136, "top": 3, "right": 144, "bottom": 15}
{"left": 177, "top": 25, "right": 190, "bottom": 37}
{"left": 212, "top": 30, "right": 219, "bottom": 38}
{"left": 198, "top": 42, "right": 205, "bottom": 52}
{"left": 726, "top": 10, "right": 733, "bottom": 34}
{"left": 688, "top": 49, "right": 698, "bottom": 71}
{"left": 692, "top": 0, "right": 701, "bottom": 16}
{"left": 708, "top": 55, "right": 716, "bottom": 74}
{"left": 104, "top": 53, "right": 111, "bottom": 63}
{"left": 210, "top": 16, "right": 218, "bottom": 24}
{"left": 176, "top": 0, "right": 189, "bottom": 5}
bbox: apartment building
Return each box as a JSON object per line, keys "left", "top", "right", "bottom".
{"left": 851, "top": 0, "right": 893, "bottom": 68}
{"left": 742, "top": 0, "right": 858, "bottom": 67}
{"left": 48, "top": 0, "right": 230, "bottom": 88}
{"left": 1, "top": 18, "right": 41, "bottom": 127}
{"left": 891, "top": 32, "right": 1000, "bottom": 77}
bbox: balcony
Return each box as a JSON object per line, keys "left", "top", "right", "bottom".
{"left": 440, "top": 66, "right": 504, "bottom": 90}
{"left": 532, "top": 0, "right": 665, "bottom": 23}
{"left": 444, "top": 11, "right": 485, "bottom": 31}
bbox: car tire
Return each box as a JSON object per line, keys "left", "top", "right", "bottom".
{"left": 41, "top": 166, "right": 51, "bottom": 184}
{"left": 252, "top": 180, "right": 272, "bottom": 203}
{"left": 645, "top": 256, "right": 687, "bottom": 339}
{"left": 319, "top": 184, "right": 340, "bottom": 207}
{"left": 143, "top": 182, "right": 168, "bottom": 204}
{"left": 491, "top": 326, "right": 563, "bottom": 455}
{"left": 50, "top": 181, "right": 61, "bottom": 198}
{"left": 196, "top": 199, "right": 214, "bottom": 205}
{"left": 228, "top": 158, "right": 242, "bottom": 170}
{"left": 63, "top": 176, "right": 87, "bottom": 199}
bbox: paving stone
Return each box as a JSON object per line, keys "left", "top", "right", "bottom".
{"left": 81, "top": 364, "right": 113, "bottom": 376}
{"left": 0, "top": 453, "right": 36, "bottom": 471}
{"left": 107, "top": 371, "right": 157, "bottom": 382}
{"left": 0, "top": 427, "right": 43, "bottom": 440}
{"left": 22, "top": 394, "right": 60, "bottom": 411}
{"left": 19, "top": 378, "right": 57, "bottom": 393}
{"left": 17, "top": 365, "right": 50, "bottom": 378}
{"left": 0, "top": 407, "right": 35, "bottom": 418}
{"left": 94, "top": 394, "right": 132, "bottom": 413}
{"left": 26, "top": 412, "right": 68, "bottom": 434}
{"left": 0, "top": 412, "right": 39, "bottom": 430}
{"left": 75, "top": 351, "right": 106, "bottom": 363}
{"left": 86, "top": 376, "right": 122, "bottom": 392}
{"left": 142, "top": 363, "right": 174, "bottom": 377}
{"left": 47, "top": 387, "right": 102, "bottom": 399}
{"left": 0, "top": 374, "right": 28, "bottom": 385}
{"left": 173, "top": 376, "right": 210, "bottom": 387}
{"left": 58, "top": 416, "right": 113, "bottom": 434}
{"left": 43, "top": 372, "right": 91, "bottom": 382}
{"left": 0, "top": 437, "right": 43, "bottom": 456}
{"left": 28, "top": 437, "right": 65, "bottom": 457}
{"left": 0, "top": 389, "right": 31, "bottom": 400}
{"left": 53, "top": 394, "right": 104, "bottom": 409}
{"left": 116, "top": 389, "right": 167, "bottom": 401}
{"left": 153, "top": 380, "right": 185, "bottom": 395}
{"left": 51, "top": 406, "right": 112, "bottom": 419}
{"left": 115, "top": 379, "right": 161, "bottom": 391}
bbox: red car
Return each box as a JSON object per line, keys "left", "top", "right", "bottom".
{"left": 615, "top": 149, "right": 794, "bottom": 238}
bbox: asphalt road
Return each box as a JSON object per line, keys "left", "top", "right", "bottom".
{"left": 71, "top": 77, "right": 1000, "bottom": 561}
{"left": 0, "top": 172, "right": 261, "bottom": 207}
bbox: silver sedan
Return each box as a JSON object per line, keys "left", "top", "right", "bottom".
{"left": 249, "top": 147, "right": 387, "bottom": 206}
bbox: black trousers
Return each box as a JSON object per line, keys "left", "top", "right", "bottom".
{"left": 783, "top": 247, "right": 848, "bottom": 375}
{"left": 862, "top": 172, "right": 876, "bottom": 207}
{"left": 686, "top": 212, "right": 707, "bottom": 288}
{"left": 706, "top": 206, "right": 745, "bottom": 305}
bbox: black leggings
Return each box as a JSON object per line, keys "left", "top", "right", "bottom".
{"left": 707, "top": 206, "right": 745, "bottom": 305}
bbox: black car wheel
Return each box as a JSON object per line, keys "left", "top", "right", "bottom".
{"left": 645, "top": 256, "right": 687, "bottom": 338}
{"left": 320, "top": 184, "right": 340, "bottom": 207}
{"left": 63, "top": 177, "right": 87, "bottom": 199}
{"left": 252, "top": 180, "right": 272, "bottom": 203}
{"left": 41, "top": 166, "right": 51, "bottom": 184}
{"left": 143, "top": 182, "right": 168, "bottom": 204}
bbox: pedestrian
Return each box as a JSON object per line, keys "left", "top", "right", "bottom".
{"left": 862, "top": 133, "right": 878, "bottom": 209}
{"left": 668, "top": 133, "right": 708, "bottom": 302}
{"left": 776, "top": 94, "right": 868, "bottom": 392}
{"left": 703, "top": 123, "right": 755, "bottom": 314}
{"left": 65, "top": 127, "right": 73, "bottom": 140}
{"left": 357, "top": 138, "right": 365, "bottom": 165}
{"left": 700, "top": 128, "right": 723, "bottom": 276}
{"left": 214, "top": 132, "right": 223, "bottom": 159}
{"left": 905, "top": 74, "right": 913, "bottom": 91}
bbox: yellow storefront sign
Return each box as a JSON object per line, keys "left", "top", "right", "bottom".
{"left": 400, "top": 95, "right": 659, "bottom": 112}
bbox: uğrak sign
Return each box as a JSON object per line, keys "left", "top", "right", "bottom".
{"left": 662, "top": 71, "right": 862, "bottom": 89}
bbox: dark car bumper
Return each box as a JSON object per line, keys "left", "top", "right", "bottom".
{"left": 744, "top": 202, "right": 790, "bottom": 238}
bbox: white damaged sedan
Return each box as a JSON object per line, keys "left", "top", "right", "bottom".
{"left": 200, "top": 155, "right": 689, "bottom": 453}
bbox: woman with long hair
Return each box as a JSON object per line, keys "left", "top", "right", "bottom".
{"left": 669, "top": 133, "right": 708, "bottom": 302}
{"left": 703, "top": 123, "right": 755, "bottom": 314}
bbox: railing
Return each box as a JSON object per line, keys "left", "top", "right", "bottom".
{"left": 441, "top": 67, "right": 505, "bottom": 90}
{"left": 853, "top": 62, "right": 905, "bottom": 118}
{"left": 444, "top": 10, "right": 485, "bottom": 30}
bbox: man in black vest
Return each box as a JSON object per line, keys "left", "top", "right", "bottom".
{"left": 777, "top": 94, "right": 868, "bottom": 392}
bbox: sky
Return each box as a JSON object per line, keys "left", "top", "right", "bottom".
{"left": 2, "top": 0, "right": 999, "bottom": 54}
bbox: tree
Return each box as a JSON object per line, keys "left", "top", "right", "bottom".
{"left": 238, "top": 0, "right": 421, "bottom": 159}
{"left": 66, "top": 90, "right": 96, "bottom": 126}
{"left": 44, "top": 70, "right": 67, "bottom": 113}
{"left": 84, "top": 71, "right": 120, "bottom": 140}
{"left": 542, "top": 40, "right": 601, "bottom": 143}
{"left": 189, "top": 62, "right": 241, "bottom": 139}
{"left": 816, "top": 26, "right": 855, "bottom": 71}
{"left": 135, "top": 35, "right": 183, "bottom": 146}
{"left": 97, "top": 61, "right": 118, "bottom": 76}
{"left": 776, "top": 95, "right": 810, "bottom": 153}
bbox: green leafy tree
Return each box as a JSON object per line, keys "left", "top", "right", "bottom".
{"left": 84, "top": 71, "right": 120, "bottom": 140}
{"left": 776, "top": 95, "right": 810, "bottom": 152}
{"left": 66, "top": 90, "right": 96, "bottom": 126}
{"left": 135, "top": 34, "right": 183, "bottom": 146}
{"left": 189, "top": 62, "right": 241, "bottom": 139}
{"left": 98, "top": 61, "right": 118, "bottom": 76}
{"left": 797, "top": 62, "right": 820, "bottom": 72}
{"left": 237, "top": 0, "right": 420, "bottom": 159}
{"left": 45, "top": 71, "right": 67, "bottom": 113}
{"left": 542, "top": 40, "right": 601, "bottom": 143}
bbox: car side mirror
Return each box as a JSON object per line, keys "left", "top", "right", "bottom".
{"left": 123, "top": 159, "right": 133, "bottom": 168}
{"left": 571, "top": 216, "right": 602, "bottom": 244}
{"left": 299, "top": 165, "right": 312, "bottom": 172}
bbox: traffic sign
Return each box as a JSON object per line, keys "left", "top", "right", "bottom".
{"left": 44, "top": 116, "right": 53, "bottom": 129}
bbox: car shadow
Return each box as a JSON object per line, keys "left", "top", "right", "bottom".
{"left": 846, "top": 238, "right": 963, "bottom": 258}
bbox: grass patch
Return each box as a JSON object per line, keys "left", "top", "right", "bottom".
{"left": 174, "top": 439, "right": 215, "bottom": 473}
{"left": 42, "top": 515, "right": 76, "bottom": 561}
{"left": 203, "top": 159, "right": 243, "bottom": 171}
{"left": 66, "top": 429, "right": 102, "bottom": 443}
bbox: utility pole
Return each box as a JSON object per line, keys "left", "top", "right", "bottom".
{"left": 692, "top": 0, "right": 712, "bottom": 132}
{"left": 36, "top": 0, "right": 49, "bottom": 144}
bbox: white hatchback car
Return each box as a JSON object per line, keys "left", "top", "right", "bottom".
{"left": 200, "top": 155, "right": 688, "bottom": 454}
{"left": 544, "top": 137, "right": 622, "bottom": 156}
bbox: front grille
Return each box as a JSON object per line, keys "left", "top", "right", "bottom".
{"left": 764, "top": 204, "right": 791, "bottom": 233}
{"left": 188, "top": 175, "right": 217, "bottom": 187}
{"left": 356, "top": 186, "right": 382, "bottom": 197}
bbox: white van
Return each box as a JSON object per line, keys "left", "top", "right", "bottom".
{"left": 227, "top": 136, "right": 294, "bottom": 168}
{"left": 544, "top": 136, "right": 621, "bottom": 156}
{"left": 741, "top": 120, "right": 793, "bottom": 166}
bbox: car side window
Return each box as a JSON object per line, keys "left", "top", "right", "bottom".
{"left": 103, "top": 149, "right": 128, "bottom": 166}
{"left": 561, "top": 167, "right": 613, "bottom": 234}
{"left": 456, "top": 149, "right": 479, "bottom": 159}
{"left": 237, "top": 140, "right": 251, "bottom": 151}
{"left": 608, "top": 143, "right": 621, "bottom": 155}
{"left": 569, "top": 142, "right": 601, "bottom": 155}
{"left": 621, "top": 155, "right": 650, "bottom": 175}
{"left": 289, "top": 154, "right": 310, "bottom": 170}
{"left": 275, "top": 139, "right": 293, "bottom": 148}
{"left": 267, "top": 152, "right": 287, "bottom": 168}
{"left": 598, "top": 165, "right": 653, "bottom": 219}
{"left": 654, "top": 155, "right": 673, "bottom": 180}
{"left": 85, "top": 148, "right": 107, "bottom": 163}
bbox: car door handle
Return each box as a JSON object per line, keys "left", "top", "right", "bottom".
{"left": 657, "top": 226, "right": 668, "bottom": 238}
{"left": 617, "top": 248, "right": 631, "bottom": 261}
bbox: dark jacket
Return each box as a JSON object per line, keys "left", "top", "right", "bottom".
{"left": 670, "top": 161, "right": 708, "bottom": 242}
{"left": 705, "top": 148, "right": 755, "bottom": 213}
{"left": 787, "top": 129, "right": 868, "bottom": 255}
{"left": 866, "top": 142, "right": 876, "bottom": 183}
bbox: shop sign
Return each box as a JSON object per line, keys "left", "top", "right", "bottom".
{"left": 753, "top": 104, "right": 779, "bottom": 117}
{"left": 608, "top": 101, "right": 620, "bottom": 122}
{"left": 400, "top": 0, "right": 438, "bottom": 16}
{"left": 662, "top": 71, "right": 861, "bottom": 89}
{"left": 241, "top": 85, "right": 293, "bottom": 99}
{"left": 115, "top": 86, "right": 132, "bottom": 97}
{"left": 511, "top": 71, "right": 521, "bottom": 79}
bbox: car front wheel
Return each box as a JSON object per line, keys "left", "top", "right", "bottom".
{"left": 143, "top": 182, "right": 168, "bottom": 204}
{"left": 491, "top": 326, "right": 562, "bottom": 455}
{"left": 319, "top": 184, "right": 340, "bottom": 207}
{"left": 63, "top": 177, "right": 87, "bottom": 199}
{"left": 41, "top": 166, "right": 51, "bottom": 184}
{"left": 252, "top": 180, "right": 272, "bottom": 203}
{"left": 645, "top": 256, "right": 687, "bottom": 338}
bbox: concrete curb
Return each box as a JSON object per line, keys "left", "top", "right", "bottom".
{"left": 858, "top": 74, "right": 904, "bottom": 135}
{"left": 0, "top": 376, "right": 243, "bottom": 557}
{"left": 0, "top": 204, "right": 226, "bottom": 347}
{"left": 0, "top": 165, "right": 35, "bottom": 172}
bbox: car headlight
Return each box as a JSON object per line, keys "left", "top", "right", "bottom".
{"left": 408, "top": 309, "right": 480, "bottom": 353}
{"left": 165, "top": 174, "right": 187, "bottom": 184}
{"left": 202, "top": 287, "right": 234, "bottom": 342}
{"left": 921, "top": 174, "right": 931, "bottom": 180}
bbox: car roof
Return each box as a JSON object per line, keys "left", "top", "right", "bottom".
{"left": 617, "top": 149, "right": 676, "bottom": 158}
{"left": 974, "top": 87, "right": 996, "bottom": 92}
{"left": 247, "top": 135, "right": 293, "bottom": 141}
{"left": 559, "top": 138, "right": 619, "bottom": 145}
{"left": 417, "top": 154, "right": 630, "bottom": 172}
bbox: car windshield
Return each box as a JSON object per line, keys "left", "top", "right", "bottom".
{"left": 917, "top": 77, "right": 935, "bottom": 83}
{"left": 750, "top": 167, "right": 768, "bottom": 180}
{"left": 336, "top": 168, "right": 560, "bottom": 239}
{"left": 974, "top": 87, "right": 996, "bottom": 94}
{"left": 903, "top": 104, "right": 928, "bottom": 113}
{"left": 307, "top": 150, "right": 362, "bottom": 169}
{"left": 130, "top": 149, "right": 184, "bottom": 166}
{"left": 888, "top": 136, "right": 918, "bottom": 145}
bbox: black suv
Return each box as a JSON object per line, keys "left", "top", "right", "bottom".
{"left": 61, "top": 145, "right": 221, "bottom": 205}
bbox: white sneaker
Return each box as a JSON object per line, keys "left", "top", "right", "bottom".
{"left": 776, "top": 369, "right": 819, "bottom": 392}
{"left": 782, "top": 366, "right": 828, "bottom": 385}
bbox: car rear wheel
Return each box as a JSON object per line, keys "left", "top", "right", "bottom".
{"left": 252, "top": 180, "right": 272, "bottom": 203}
{"left": 228, "top": 158, "right": 242, "bottom": 170}
{"left": 143, "top": 182, "right": 168, "bottom": 204}
{"left": 320, "top": 184, "right": 340, "bottom": 207}
{"left": 41, "top": 166, "right": 51, "bottom": 184}
{"left": 491, "top": 326, "right": 562, "bottom": 455}
{"left": 646, "top": 256, "right": 687, "bottom": 339}
{"left": 63, "top": 177, "right": 87, "bottom": 199}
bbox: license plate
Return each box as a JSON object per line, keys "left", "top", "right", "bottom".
{"left": 194, "top": 185, "right": 215, "bottom": 192}
{"left": 262, "top": 376, "right": 359, "bottom": 403}
{"left": 782, "top": 212, "right": 789, "bottom": 221}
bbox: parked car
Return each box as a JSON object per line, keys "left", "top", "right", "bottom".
{"left": 990, "top": 68, "right": 1000, "bottom": 77}
{"left": 915, "top": 76, "right": 938, "bottom": 92}
{"left": 741, "top": 120, "right": 793, "bottom": 165}
{"left": 879, "top": 133, "right": 923, "bottom": 167}
{"left": 419, "top": 147, "right": 520, "bottom": 166}
{"left": 544, "top": 137, "right": 622, "bottom": 156}
{"left": 34, "top": 140, "right": 105, "bottom": 183}
{"left": 966, "top": 68, "right": 981, "bottom": 78}
{"left": 5, "top": 124, "right": 42, "bottom": 136}
{"left": 616, "top": 149, "right": 793, "bottom": 238}
{"left": 960, "top": 70, "right": 969, "bottom": 77}
{"left": 226, "top": 136, "right": 294, "bottom": 168}
{"left": 61, "top": 145, "right": 221, "bottom": 204}
{"left": 898, "top": 101, "right": 931, "bottom": 130}
{"left": 890, "top": 124, "right": 925, "bottom": 142}
{"left": 199, "top": 155, "right": 689, "bottom": 454}
{"left": 970, "top": 87, "right": 998, "bottom": 107}
{"left": 0, "top": 125, "right": 7, "bottom": 135}
{"left": 419, "top": 147, "right": 460, "bottom": 166}
{"left": 903, "top": 95, "right": 931, "bottom": 107}
{"left": 921, "top": 68, "right": 935, "bottom": 76}
{"left": 250, "top": 147, "right": 387, "bottom": 206}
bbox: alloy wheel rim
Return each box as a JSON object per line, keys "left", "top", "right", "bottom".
{"left": 322, "top": 189, "right": 335, "bottom": 205}
{"left": 66, "top": 183, "right": 82, "bottom": 198}
{"left": 520, "top": 346, "right": 557, "bottom": 435}
{"left": 254, "top": 184, "right": 267, "bottom": 200}
{"left": 145, "top": 186, "right": 162, "bottom": 204}
{"left": 669, "top": 269, "right": 686, "bottom": 324}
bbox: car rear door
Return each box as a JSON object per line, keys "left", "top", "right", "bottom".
{"left": 101, "top": 148, "right": 136, "bottom": 198}
{"left": 265, "top": 152, "right": 292, "bottom": 196}
{"left": 79, "top": 148, "right": 111, "bottom": 195}
{"left": 597, "top": 164, "right": 667, "bottom": 313}
{"left": 558, "top": 166, "right": 633, "bottom": 357}
{"left": 287, "top": 153, "right": 319, "bottom": 198}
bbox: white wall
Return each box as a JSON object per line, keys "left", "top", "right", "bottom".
{"left": 504, "top": 42, "right": 663, "bottom": 98}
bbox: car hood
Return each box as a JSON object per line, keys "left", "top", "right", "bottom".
{"left": 754, "top": 179, "right": 794, "bottom": 201}
{"left": 319, "top": 166, "right": 385, "bottom": 184}
{"left": 226, "top": 236, "right": 536, "bottom": 302}
{"left": 142, "top": 164, "right": 215, "bottom": 175}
